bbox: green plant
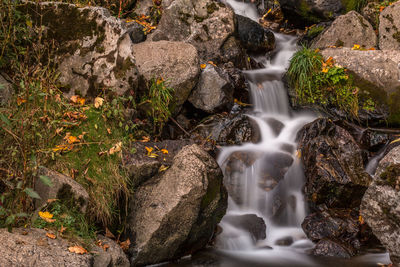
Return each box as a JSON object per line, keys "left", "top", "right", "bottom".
{"left": 140, "top": 78, "right": 174, "bottom": 135}
{"left": 306, "top": 25, "right": 325, "bottom": 39}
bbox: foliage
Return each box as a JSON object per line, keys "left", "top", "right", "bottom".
{"left": 306, "top": 25, "right": 325, "bottom": 39}
{"left": 140, "top": 78, "right": 174, "bottom": 135}
{"left": 288, "top": 47, "right": 375, "bottom": 118}
{"left": 341, "top": 0, "right": 368, "bottom": 12}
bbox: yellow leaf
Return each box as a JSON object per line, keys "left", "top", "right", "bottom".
{"left": 200, "top": 64, "right": 206, "bottom": 69}
{"left": 359, "top": 215, "right": 365, "bottom": 225}
{"left": 109, "top": 142, "right": 122, "bottom": 155}
{"left": 70, "top": 95, "right": 85, "bottom": 105}
{"left": 159, "top": 165, "right": 169, "bottom": 172}
{"left": 67, "top": 135, "right": 79, "bottom": 144}
{"left": 145, "top": 146, "right": 153, "bottom": 154}
{"left": 160, "top": 149, "right": 168, "bottom": 154}
{"left": 39, "top": 211, "right": 54, "bottom": 219}
{"left": 156, "top": 78, "right": 164, "bottom": 85}
{"left": 207, "top": 61, "right": 217, "bottom": 67}
{"left": 390, "top": 138, "right": 400, "bottom": 144}
{"left": 68, "top": 246, "right": 88, "bottom": 254}
{"left": 322, "top": 67, "right": 329, "bottom": 73}
{"left": 352, "top": 44, "right": 361, "bottom": 50}
{"left": 52, "top": 144, "right": 72, "bottom": 152}
{"left": 94, "top": 97, "right": 104, "bottom": 108}
{"left": 46, "top": 233, "right": 56, "bottom": 239}
{"left": 148, "top": 153, "right": 158, "bottom": 158}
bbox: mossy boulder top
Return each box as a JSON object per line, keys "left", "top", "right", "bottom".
{"left": 21, "top": 2, "right": 139, "bottom": 97}
{"left": 379, "top": 1, "right": 400, "bottom": 50}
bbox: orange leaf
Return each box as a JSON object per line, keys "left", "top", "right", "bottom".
{"left": 145, "top": 146, "right": 153, "bottom": 154}
{"left": 207, "top": 61, "right": 217, "bottom": 67}
{"left": 200, "top": 64, "right": 206, "bottom": 69}
{"left": 17, "top": 97, "right": 26, "bottom": 105}
{"left": 70, "top": 95, "right": 85, "bottom": 105}
{"left": 59, "top": 225, "right": 67, "bottom": 234}
{"left": 67, "top": 135, "right": 79, "bottom": 144}
{"left": 46, "top": 233, "right": 56, "bottom": 239}
{"left": 119, "top": 238, "right": 130, "bottom": 251}
{"left": 160, "top": 149, "right": 168, "bottom": 154}
{"left": 39, "top": 211, "right": 53, "bottom": 219}
{"left": 140, "top": 136, "right": 150, "bottom": 142}
{"left": 68, "top": 246, "right": 88, "bottom": 254}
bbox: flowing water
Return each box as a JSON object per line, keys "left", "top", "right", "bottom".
{"left": 208, "top": 1, "right": 392, "bottom": 266}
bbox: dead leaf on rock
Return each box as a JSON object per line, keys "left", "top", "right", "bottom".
{"left": 119, "top": 238, "right": 130, "bottom": 252}
{"left": 68, "top": 245, "right": 88, "bottom": 254}
{"left": 46, "top": 233, "right": 56, "bottom": 239}
{"left": 105, "top": 227, "right": 116, "bottom": 239}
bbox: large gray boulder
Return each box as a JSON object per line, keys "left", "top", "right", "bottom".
{"left": 148, "top": 0, "right": 236, "bottom": 61}
{"left": 132, "top": 41, "right": 200, "bottom": 113}
{"left": 128, "top": 144, "right": 227, "bottom": 266}
{"left": 0, "top": 228, "right": 92, "bottom": 266}
{"left": 361, "top": 145, "right": 400, "bottom": 265}
{"left": 379, "top": 1, "right": 400, "bottom": 50}
{"left": 188, "top": 65, "right": 233, "bottom": 113}
{"left": 313, "top": 11, "right": 377, "bottom": 49}
{"left": 35, "top": 167, "right": 89, "bottom": 213}
{"left": 320, "top": 48, "right": 400, "bottom": 125}
{"left": 93, "top": 235, "right": 130, "bottom": 267}
{"left": 21, "top": 2, "right": 138, "bottom": 97}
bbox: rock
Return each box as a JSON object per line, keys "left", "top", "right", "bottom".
{"left": 278, "top": 0, "right": 343, "bottom": 26}
{"left": 275, "top": 236, "right": 294, "bottom": 246}
{"left": 35, "top": 167, "right": 89, "bottom": 213}
{"left": 297, "top": 118, "right": 372, "bottom": 209}
{"left": 127, "top": 22, "right": 146, "bottom": 43}
{"left": 236, "top": 15, "right": 275, "bottom": 53}
{"left": 122, "top": 139, "right": 193, "bottom": 188}
{"left": 188, "top": 65, "right": 233, "bottom": 113}
{"left": 93, "top": 235, "right": 129, "bottom": 267}
{"left": 313, "top": 239, "right": 353, "bottom": 258}
{"left": 134, "top": 0, "right": 153, "bottom": 16}
{"left": 0, "top": 228, "right": 92, "bottom": 266}
{"left": 312, "top": 11, "right": 377, "bottom": 49}
{"left": 191, "top": 111, "right": 260, "bottom": 146}
{"left": 302, "top": 208, "right": 360, "bottom": 254}
{"left": 362, "top": 2, "right": 379, "bottom": 29}
{"left": 361, "top": 146, "right": 400, "bottom": 265}
{"left": 257, "top": 152, "right": 294, "bottom": 191}
{"left": 128, "top": 144, "right": 227, "bottom": 266}
{"left": 148, "top": 0, "right": 236, "bottom": 61}
{"left": 0, "top": 74, "right": 12, "bottom": 106}
{"left": 320, "top": 48, "right": 400, "bottom": 125}
{"left": 223, "top": 214, "right": 266, "bottom": 241}
{"left": 21, "top": 2, "right": 138, "bottom": 97}
{"left": 219, "top": 36, "right": 249, "bottom": 69}
{"left": 132, "top": 41, "right": 200, "bottom": 113}
{"left": 379, "top": 1, "right": 400, "bottom": 50}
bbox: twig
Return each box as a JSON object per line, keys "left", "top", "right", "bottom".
{"left": 169, "top": 117, "right": 190, "bottom": 137}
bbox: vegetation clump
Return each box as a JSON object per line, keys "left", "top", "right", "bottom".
{"left": 288, "top": 46, "right": 375, "bottom": 118}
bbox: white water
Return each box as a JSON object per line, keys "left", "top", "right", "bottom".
{"left": 216, "top": 0, "right": 315, "bottom": 256}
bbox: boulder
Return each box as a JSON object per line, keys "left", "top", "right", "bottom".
{"left": 132, "top": 41, "right": 200, "bottom": 113}
{"left": 361, "top": 2, "right": 379, "bottom": 29}
{"left": 191, "top": 111, "right": 260, "bottom": 146}
{"left": 313, "top": 239, "right": 353, "bottom": 258}
{"left": 379, "top": 1, "right": 400, "bottom": 50}
{"left": 278, "top": 0, "right": 343, "bottom": 26}
{"left": 302, "top": 208, "right": 360, "bottom": 255}
{"left": 128, "top": 144, "right": 227, "bottom": 266}
{"left": 148, "top": 0, "right": 236, "bottom": 61}
{"left": 21, "top": 2, "right": 138, "bottom": 97}
{"left": 223, "top": 214, "right": 267, "bottom": 241}
{"left": 361, "top": 145, "right": 400, "bottom": 265}
{"left": 312, "top": 11, "right": 377, "bottom": 49}
{"left": 297, "top": 118, "right": 371, "bottom": 209}
{"left": 127, "top": 21, "right": 146, "bottom": 44}
{"left": 188, "top": 65, "right": 233, "bottom": 113}
{"left": 320, "top": 48, "right": 400, "bottom": 125}
{"left": 122, "top": 139, "right": 193, "bottom": 188}
{"left": 0, "top": 228, "right": 92, "bottom": 266}
{"left": 235, "top": 15, "right": 275, "bottom": 53}
{"left": 93, "top": 235, "right": 130, "bottom": 267}
{"left": 35, "top": 167, "right": 89, "bottom": 213}
{"left": 0, "top": 74, "right": 12, "bottom": 106}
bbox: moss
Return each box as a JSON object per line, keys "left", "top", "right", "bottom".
{"left": 341, "top": 0, "right": 367, "bottom": 12}
{"left": 388, "top": 89, "right": 400, "bottom": 125}
{"left": 206, "top": 2, "right": 219, "bottom": 14}
{"left": 335, "top": 39, "right": 345, "bottom": 47}
{"left": 393, "top": 32, "right": 400, "bottom": 43}
{"left": 178, "top": 11, "right": 192, "bottom": 26}
{"left": 114, "top": 57, "right": 135, "bottom": 79}
{"left": 200, "top": 176, "right": 220, "bottom": 210}
{"left": 383, "top": 14, "right": 394, "bottom": 24}
{"left": 307, "top": 25, "right": 325, "bottom": 38}
{"left": 194, "top": 15, "right": 206, "bottom": 23}
{"left": 379, "top": 164, "right": 400, "bottom": 188}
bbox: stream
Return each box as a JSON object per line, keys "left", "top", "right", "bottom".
{"left": 169, "top": 0, "right": 392, "bottom": 266}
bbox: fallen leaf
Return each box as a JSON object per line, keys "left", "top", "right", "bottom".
{"left": 17, "top": 97, "right": 26, "bottom": 105}
{"left": 148, "top": 153, "right": 159, "bottom": 158}
{"left": 109, "top": 142, "right": 122, "bottom": 155}
{"left": 207, "top": 61, "right": 217, "bottom": 67}
{"left": 107, "top": 128, "right": 112, "bottom": 134}
{"left": 55, "top": 127, "right": 64, "bottom": 135}
{"left": 359, "top": 215, "right": 365, "bottom": 225}
{"left": 68, "top": 245, "right": 88, "bottom": 254}
{"left": 94, "top": 97, "right": 104, "bottom": 108}
{"left": 66, "top": 135, "right": 79, "bottom": 144}
{"left": 156, "top": 78, "right": 164, "bottom": 85}
{"left": 140, "top": 136, "right": 150, "bottom": 142}
{"left": 70, "top": 95, "right": 85, "bottom": 105}
{"left": 159, "top": 165, "right": 169, "bottom": 172}
{"left": 59, "top": 225, "right": 67, "bottom": 234}
{"left": 39, "top": 211, "right": 56, "bottom": 223}
{"left": 160, "top": 149, "right": 168, "bottom": 154}
{"left": 105, "top": 228, "right": 116, "bottom": 239}
{"left": 119, "top": 238, "right": 130, "bottom": 251}
{"left": 145, "top": 146, "right": 153, "bottom": 154}
{"left": 200, "top": 64, "right": 206, "bottom": 69}
{"left": 47, "top": 199, "right": 58, "bottom": 203}
{"left": 352, "top": 44, "right": 361, "bottom": 50}
{"left": 46, "top": 233, "right": 56, "bottom": 239}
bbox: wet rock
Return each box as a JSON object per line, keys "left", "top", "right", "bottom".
{"left": 128, "top": 144, "right": 227, "bottom": 266}
{"left": 93, "top": 235, "right": 129, "bottom": 267}
{"left": 132, "top": 41, "right": 200, "bottom": 113}
{"left": 236, "top": 15, "right": 275, "bottom": 53}
{"left": 361, "top": 146, "right": 400, "bottom": 265}
{"left": 297, "top": 118, "right": 372, "bottom": 209}
{"left": 302, "top": 208, "right": 360, "bottom": 252}
{"left": 265, "top": 117, "right": 285, "bottom": 136}
{"left": 320, "top": 48, "right": 400, "bottom": 125}
{"left": 0, "top": 74, "right": 12, "bottom": 106}
{"left": 122, "top": 140, "right": 193, "bottom": 188}
{"left": 312, "top": 11, "right": 377, "bottom": 49}
{"left": 35, "top": 167, "right": 89, "bottom": 213}
{"left": 275, "top": 236, "right": 294, "bottom": 246}
{"left": 149, "top": 0, "right": 236, "bottom": 61}
{"left": 379, "top": 1, "right": 400, "bottom": 50}
{"left": 313, "top": 239, "right": 353, "bottom": 258}
{"left": 21, "top": 2, "right": 138, "bottom": 97}
{"left": 258, "top": 152, "right": 294, "bottom": 191}
{"left": 220, "top": 36, "right": 249, "bottom": 69}
{"left": 191, "top": 111, "right": 260, "bottom": 146}
{"left": 188, "top": 65, "right": 233, "bottom": 113}
{"left": 223, "top": 214, "right": 266, "bottom": 241}
{"left": 0, "top": 228, "right": 92, "bottom": 266}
